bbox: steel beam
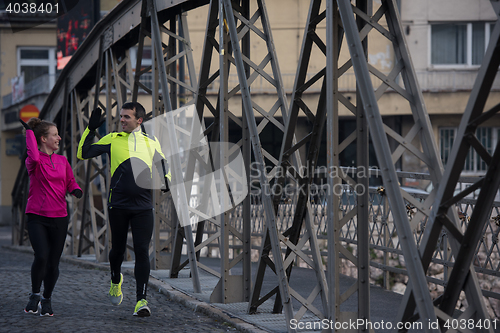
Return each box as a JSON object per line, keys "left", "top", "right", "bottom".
{"left": 221, "top": 0, "right": 296, "bottom": 329}
{"left": 355, "top": 1, "right": 371, "bottom": 327}
{"left": 248, "top": 0, "right": 329, "bottom": 323}
{"left": 337, "top": 0, "right": 439, "bottom": 329}
{"left": 326, "top": 1, "right": 340, "bottom": 328}
{"left": 149, "top": 0, "right": 202, "bottom": 293}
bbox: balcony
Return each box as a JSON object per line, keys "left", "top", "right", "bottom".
{"left": 417, "top": 70, "right": 500, "bottom": 92}
{"left": 138, "top": 69, "right": 500, "bottom": 95}
{"left": 2, "top": 73, "right": 56, "bottom": 110}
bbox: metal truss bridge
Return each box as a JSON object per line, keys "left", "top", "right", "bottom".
{"left": 11, "top": 0, "right": 500, "bottom": 332}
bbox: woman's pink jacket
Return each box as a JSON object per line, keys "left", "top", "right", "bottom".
{"left": 25, "top": 130, "right": 81, "bottom": 217}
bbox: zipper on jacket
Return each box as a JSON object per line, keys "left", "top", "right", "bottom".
{"left": 109, "top": 173, "right": 123, "bottom": 203}
{"left": 49, "top": 154, "right": 55, "bottom": 169}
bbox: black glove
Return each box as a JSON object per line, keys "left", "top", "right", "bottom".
{"left": 70, "top": 189, "right": 83, "bottom": 199}
{"left": 19, "top": 119, "right": 31, "bottom": 130}
{"left": 88, "top": 108, "right": 104, "bottom": 131}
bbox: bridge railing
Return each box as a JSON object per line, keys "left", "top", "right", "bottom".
{"left": 176, "top": 169, "right": 500, "bottom": 304}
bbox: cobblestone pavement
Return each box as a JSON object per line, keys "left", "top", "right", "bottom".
{"left": 0, "top": 246, "right": 239, "bottom": 333}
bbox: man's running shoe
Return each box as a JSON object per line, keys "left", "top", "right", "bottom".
{"left": 133, "top": 299, "right": 151, "bottom": 317}
{"left": 109, "top": 273, "right": 123, "bottom": 306}
{"left": 40, "top": 298, "right": 53, "bottom": 317}
{"left": 24, "top": 294, "right": 40, "bottom": 314}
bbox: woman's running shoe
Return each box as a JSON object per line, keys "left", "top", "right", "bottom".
{"left": 24, "top": 294, "right": 40, "bottom": 314}
{"left": 40, "top": 298, "right": 53, "bottom": 316}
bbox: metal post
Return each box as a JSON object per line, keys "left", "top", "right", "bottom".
{"left": 241, "top": 0, "right": 252, "bottom": 302}
{"left": 356, "top": 1, "right": 371, "bottom": 329}
{"left": 148, "top": 0, "right": 202, "bottom": 293}
{"left": 221, "top": 0, "right": 295, "bottom": 330}
{"left": 337, "top": 0, "right": 439, "bottom": 329}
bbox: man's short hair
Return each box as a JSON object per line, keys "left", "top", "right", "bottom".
{"left": 122, "top": 102, "right": 146, "bottom": 121}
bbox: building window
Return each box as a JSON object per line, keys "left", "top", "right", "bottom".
{"left": 431, "top": 22, "right": 494, "bottom": 66}
{"left": 130, "top": 46, "right": 152, "bottom": 69}
{"left": 18, "top": 47, "right": 56, "bottom": 86}
{"left": 440, "top": 128, "right": 455, "bottom": 165}
{"left": 465, "top": 127, "right": 493, "bottom": 172}
{"left": 440, "top": 127, "right": 497, "bottom": 174}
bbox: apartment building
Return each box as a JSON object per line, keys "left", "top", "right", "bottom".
{"left": 0, "top": 0, "right": 116, "bottom": 224}
{"left": 400, "top": 0, "right": 499, "bottom": 177}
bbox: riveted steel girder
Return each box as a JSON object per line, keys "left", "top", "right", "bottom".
{"left": 248, "top": 0, "right": 330, "bottom": 324}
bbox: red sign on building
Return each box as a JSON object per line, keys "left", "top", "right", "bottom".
{"left": 19, "top": 104, "right": 40, "bottom": 122}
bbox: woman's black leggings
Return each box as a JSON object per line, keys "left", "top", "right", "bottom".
{"left": 26, "top": 214, "right": 69, "bottom": 299}
{"left": 108, "top": 208, "right": 154, "bottom": 302}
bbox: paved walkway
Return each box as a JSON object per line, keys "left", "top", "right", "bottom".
{"left": 0, "top": 226, "right": 415, "bottom": 333}
{"left": 149, "top": 259, "right": 414, "bottom": 333}
{"left": 0, "top": 228, "right": 245, "bottom": 333}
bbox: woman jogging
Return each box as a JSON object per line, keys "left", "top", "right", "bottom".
{"left": 20, "top": 118, "right": 82, "bottom": 316}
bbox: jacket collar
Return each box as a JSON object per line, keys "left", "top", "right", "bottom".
{"left": 38, "top": 149, "right": 54, "bottom": 157}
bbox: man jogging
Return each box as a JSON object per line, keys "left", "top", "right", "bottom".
{"left": 77, "top": 102, "right": 169, "bottom": 317}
